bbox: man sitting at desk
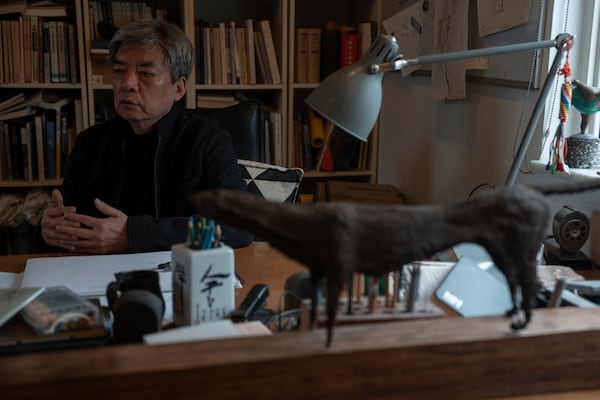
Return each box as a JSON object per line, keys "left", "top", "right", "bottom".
{"left": 40, "top": 19, "right": 253, "bottom": 254}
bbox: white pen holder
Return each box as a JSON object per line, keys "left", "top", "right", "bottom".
{"left": 171, "top": 243, "right": 235, "bottom": 326}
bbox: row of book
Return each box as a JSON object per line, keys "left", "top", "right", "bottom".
{"left": 294, "top": 21, "right": 375, "bottom": 84}
{"left": 292, "top": 113, "right": 367, "bottom": 172}
{"left": 0, "top": 15, "right": 79, "bottom": 84}
{"left": 195, "top": 19, "right": 281, "bottom": 85}
{"left": 88, "top": 0, "right": 167, "bottom": 41}
{"left": 0, "top": 91, "right": 84, "bottom": 182}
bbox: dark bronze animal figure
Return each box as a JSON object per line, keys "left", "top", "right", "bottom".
{"left": 189, "top": 180, "right": 600, "bottom": 346}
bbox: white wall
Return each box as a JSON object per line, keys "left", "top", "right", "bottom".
{"left": 378, "top": 74, "right": 540, "bottom": 204}
{"left": 376, "top": 65, "right": 600, "bottom": 257}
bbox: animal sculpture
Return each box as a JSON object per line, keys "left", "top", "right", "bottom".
{"left": 572, "top": 79, "right": 600, "bottom": 133}
{"left": 190, "top": 180, "right": 600, "bottom": 346}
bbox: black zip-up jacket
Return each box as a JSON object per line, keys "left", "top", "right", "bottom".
{"left": 58, "top": 103, "right": 253, "bottom": 252}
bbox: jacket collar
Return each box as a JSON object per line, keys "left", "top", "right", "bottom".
{"left": 156, "top": 102, "right": 186, "bottom": 141}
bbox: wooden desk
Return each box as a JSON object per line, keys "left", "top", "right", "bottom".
{"left": 3, "top": 243, "right": 600, "bottom": 400}
{"left": 0, "top": 242, "right": 306, "bottom": 311}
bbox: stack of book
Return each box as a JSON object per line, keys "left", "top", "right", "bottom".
{"left": 196, "top": 93, "right": 240, "bottom": 109}
{"left": 0, "top": 91, "right": 83, "bottom": 182}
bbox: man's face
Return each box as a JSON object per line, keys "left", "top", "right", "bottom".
{"left": 112, "top": 44, "right": 186, "bottom": 134}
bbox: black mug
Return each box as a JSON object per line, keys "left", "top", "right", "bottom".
{"left": 106, "top": 270, "right": 165, "bottom": 343}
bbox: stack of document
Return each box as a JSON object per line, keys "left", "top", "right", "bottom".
{"left": 21, "top": 251, "right": 174, "bottom": 320}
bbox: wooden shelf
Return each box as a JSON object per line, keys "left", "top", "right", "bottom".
{"left": 0, "top": 180, "right": 63, "bottom": 188}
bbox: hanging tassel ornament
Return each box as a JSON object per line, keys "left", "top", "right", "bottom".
{"left": 547, "top": 40, "right": 573, "bottom": 174}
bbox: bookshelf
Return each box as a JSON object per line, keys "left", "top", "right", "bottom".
{"left": 288, "top": 0, "right": 382, "bottom": 187}
{"left": 0, "top": 0, "right": 89, "bottom": 189}
{"left": 0, "top": 0, "right": 383, "bottom": 254}
{"left": 82, "top": 0, "right": 287, "bottom": 165}
{"left": 0, "top": 0, "right": 381, "bottom": 189}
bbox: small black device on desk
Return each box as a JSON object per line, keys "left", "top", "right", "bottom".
{"left": 231, "top": 284, "right": 269, "bottom": 322}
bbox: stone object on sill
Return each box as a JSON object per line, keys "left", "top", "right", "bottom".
{"left": 566, "top": 133, "right": 600, "bottom": 169}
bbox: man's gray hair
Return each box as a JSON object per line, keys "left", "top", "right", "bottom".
{"left": 108, "top": 19, "right": 194, "bottom": 83}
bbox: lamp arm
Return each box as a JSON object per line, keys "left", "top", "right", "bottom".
{"left": 369, "top": 33, "right": 573, "bottom": 74}
{"left": 367, "top": 33, "right": 573, "bottom": 187}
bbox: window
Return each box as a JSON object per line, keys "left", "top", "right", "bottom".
{"left": 537, "top": 0, "right": 600, "bottom": 176}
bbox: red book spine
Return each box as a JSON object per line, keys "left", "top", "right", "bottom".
{"left": 340, "top": 32, "right": 359, "bottom": 67}
{"left": 320, "top": 145, "right": 334, "bottom": 172}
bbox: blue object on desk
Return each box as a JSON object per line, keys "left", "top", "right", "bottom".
{"left": 433, "top": 257, "right": 512, "bottom": 317}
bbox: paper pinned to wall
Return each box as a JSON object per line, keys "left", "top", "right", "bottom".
{"left": 477, "top": 0, "right": 532, "bottom": 37}
{"left": 382, "top": 0, "right": 470, "bottom": 99}
{"left": 382, "top": 0, "right": 434, "bottom": 77}
{"left": 469, "top": 0, "right": 545, "bottom": 87}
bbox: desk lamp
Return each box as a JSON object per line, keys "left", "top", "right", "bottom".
{"left": 305, "top": 33, "right": 574, "bottom": 187}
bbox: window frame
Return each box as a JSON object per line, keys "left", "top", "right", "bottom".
{"left": 540, "top": 0, "right": 600, "bottom": 164}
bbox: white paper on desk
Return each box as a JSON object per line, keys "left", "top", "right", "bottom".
{"left": 143, "top": 320, "right": 271, "bottom": 346}
{"left": 0, "top": 271, "right": 23, "bottom": 289}
{"left": 21, "top": 251, "right": 172, "bottom": 296}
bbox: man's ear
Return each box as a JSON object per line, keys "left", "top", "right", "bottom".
{"left": 174, "top": 76, "right": 187, "bottom": 101}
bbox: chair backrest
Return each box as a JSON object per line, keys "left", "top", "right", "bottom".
{"left": 196, "top": 101, "right": 266, "bottom": 162}
{"left": 238, "top": 159, "right": 304, "bottom": 203}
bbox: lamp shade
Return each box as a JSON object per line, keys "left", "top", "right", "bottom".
{"left": 305, "top": 35, "right": 399, "bottom": 142}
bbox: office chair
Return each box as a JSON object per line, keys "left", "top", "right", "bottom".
{"left": 196, "top": 100, "right": 266, "bottom": 162}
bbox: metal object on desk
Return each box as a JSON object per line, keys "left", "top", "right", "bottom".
{"left": 546, "top": 205, "right": 593, "bottom": 269}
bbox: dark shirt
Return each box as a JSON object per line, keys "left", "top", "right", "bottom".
{"left": 55, "top": 103, "right": 253, "bottom": 252}
{"left": 119, "top": 129, "right": 158, "bottom": 216}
